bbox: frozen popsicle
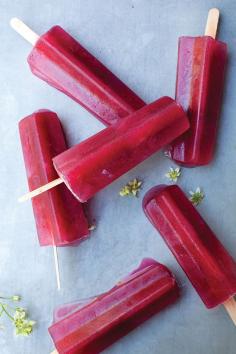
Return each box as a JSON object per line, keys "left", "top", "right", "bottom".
{"left": 167, "top": 8, "right": 227, "bottom": 166}
{"left": 10, "top": 18, "right": 145, "bottom": 126}
{"left": 19, "top": 96, "right": 189, "bottom": 203}
{"left": 49, "top": 258, "right": 179, "bottom": 354}
{"left": 19, "top": 110, "right": 89, "bottom": 288}
{"left": 19, "top": 110, "right": 89, "bottom": 246}
{"left": 143, "top": 184, "right": 236, "bottom": 324}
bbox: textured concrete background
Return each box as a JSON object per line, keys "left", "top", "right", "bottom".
{"left": 0, "top": 0, "right": 236, "bottom": 353}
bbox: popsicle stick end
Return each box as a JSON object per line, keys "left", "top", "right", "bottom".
{"left": 204, "top": 8, "right": 220, "bottom": 39}
{"left": 223, "top": 297, "right": 236, "bottom": 326}
{"left": 53, "top": 246, "right": 61, "bottom": 291}
{"left": 18, "top": 178, "right": 63, "bottom": 202}
{"left": 10, "top": 17, "right": 20, "bottom": 29}
{"left": 10, "top": 17, "right": 39, "bottom": 45}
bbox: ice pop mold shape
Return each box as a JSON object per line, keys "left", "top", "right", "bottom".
{"left": 19, "top": 110, "right": 89, "bottom": 246}
{"left": 49, "top": 258, "right": 179, "bottom": 353}
{"left": 167, "top": 9, "right": 227, "bottom": 166}
{"left": 11, "top": 18, "right": 145, "bottom": 126}
{"left": 143, "top": 184, "right": 236, "bottom": 324}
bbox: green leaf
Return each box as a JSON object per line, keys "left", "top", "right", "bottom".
{"left": 189, "top": 187, "right": 205, "bottom": 206}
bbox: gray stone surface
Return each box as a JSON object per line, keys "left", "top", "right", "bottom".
{"left": 0, "top": 0, "right": 235, "bottom": 353}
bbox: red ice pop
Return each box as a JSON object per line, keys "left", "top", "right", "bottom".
{"left": 53, "top": 96, "right": 189, "bottom": 202}
{"left": 19, "top": 97, "right": 189, "bottom": 202}
{"left": 167, "top": 8, "right": 227, "bottom": 166}
{"left": 19, "top": 110, "right": 89, "bottom": 247}
{"left": 11, "top": 18, "right": 145, "bottom": 126}
{"left": 49, "top": 258, "right": 179, "bottom": 354}
{"left": 19, "top": 97, "right": 189, "bottom": 203}
{"left": 143, "top": 184, "right": 236, "bottom": 324}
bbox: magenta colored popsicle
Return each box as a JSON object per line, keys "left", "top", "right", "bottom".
{"left": 19, "top": 110, "right": 89, "bottom": 246}
{"left": 53, "top": 97, "right": 189, "bottom": 202}
{"left": 49, "top": 258, "right": 179, "bottom": 353}
{"left": 167, "top": 34, "right": 227, "bottom": 167}
{"left": 143, "top": 184, "right": 236, "bottom": 309}
{"left": 27, "top": 25, "right": 145, "bottom": 126}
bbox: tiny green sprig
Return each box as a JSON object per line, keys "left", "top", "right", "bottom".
{"left": 189, "top": 187, "right": 205, "bottom": 206}
{"left": 165, "top": 167, "right": 181, "bottom": 182}
{"left": 119, "top": 178, "right": 143, "bottom": 197}
{"left": 0, "top": 295, "right": 21, "bottom": 302}
{"left": 0, "top": 295, "right": 35, "bottom": 336}
{"left": 14, "top": 308, "right": 35, "bottom": 336}
{"left": 12, "top": 295, "right": 21, "bottom": 302}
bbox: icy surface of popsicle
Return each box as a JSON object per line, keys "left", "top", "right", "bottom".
{"left": 27, "top": 26, "right": 145, "bottom": 126}
{"left": 19, "top": 110, "right": 89, "bottom": 246}
{"left": 143, "top": 184, "right": 236, "bottom": 308}
{"left": 53, "top": 97, "right": 189, "bottom": 202}
{"left": 167, "top": 36, "right": 227, "bottom": 166}
{"left": 49, "top": 258, "right": 179, "bottom": 354}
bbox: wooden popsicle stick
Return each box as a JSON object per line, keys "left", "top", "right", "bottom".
{"left": 51, "top": 350, "right": 58, "bottom": 354}
{"left": 10, "top": 17, "right": 39, "bottom": 45}
{"left": 223, "top": 297, "right": 236, "bottom": 326}
{"left": 53, "top": 246, "right": 61, "bottom": 291}
{"left": 18, "top": 177, "right": 63, "bottom": 202}
{"left": 204, "top": 8, "right": 220, "bottom": 39}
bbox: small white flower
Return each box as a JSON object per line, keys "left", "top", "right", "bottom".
{"left": 119, "top": 178, "right": 143, "bottom": 197}
{"left": 14, "top": 308, "right": 27, "bottom": 321}
{"left": 165, "top": 167, "right": 181, "bottom": 182}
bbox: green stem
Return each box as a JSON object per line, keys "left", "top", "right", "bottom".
{"left": 1, "top": 304, "right": 14, "bottom": 321}
{"left": 4, "top": 304, "right": 15, "bottom": 311}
